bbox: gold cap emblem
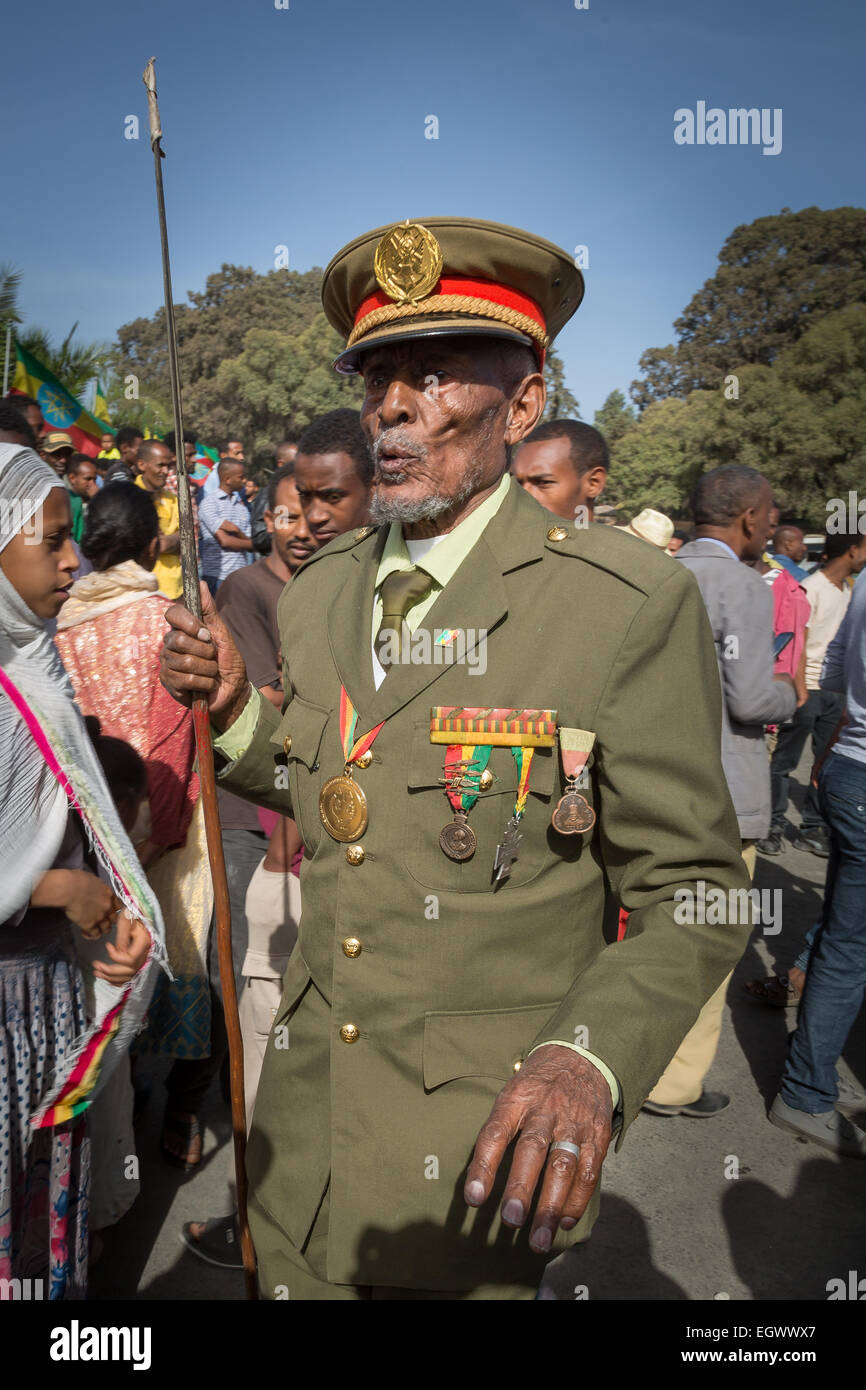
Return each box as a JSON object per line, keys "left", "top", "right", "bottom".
{"left": 547, "top": 526, "right": 569, "bottom": 542}
{"left": 373, "top": 220, "right": 443, "bottom": 305}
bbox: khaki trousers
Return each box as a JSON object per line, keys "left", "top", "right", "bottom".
{"left": 238, "top": 863, "right": 301, "bottom": 1130}
{"left": 646, "top": 841, "right": 756, "bottom": 1107}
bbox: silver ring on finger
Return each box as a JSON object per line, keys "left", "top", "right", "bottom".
{"left": 550, "top": 1140, "right": 581, "bottom": 1159}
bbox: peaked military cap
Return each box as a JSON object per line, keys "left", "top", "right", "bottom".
{"left": 322, "top": 217, "right": 584, "bottom": 374}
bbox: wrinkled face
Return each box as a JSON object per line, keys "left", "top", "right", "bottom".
{"left": 139, "top": 445, "right": 171, "bottom": 491}
{"left": 510, "top": 437, "right": 605, "bottom": 520}
{"left": 119, "top": 435, "right": 143, "bottom": 465}
{"left": 294, "top": 451, "right": 369, "bottom": 543}
{"left": 358, "top": 338, "right": 536, "bottom": 524}
{"left": 267, "top": 476, "right": 316, "bottom": 570}
{"left": 68, "top": 462, "right": 99, "bottom": 499}
{"left": 0, "top": 489, "right": 78, "bottom": 619}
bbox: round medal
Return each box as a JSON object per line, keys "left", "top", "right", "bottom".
{"left": 551, "top": 791, "right": 596, "bottom": 835}
{"left": 439, "top": 814, "right": 477, "bottom": 861}
{"left": 319, "top": 774, "right": 368, "bottom": 842}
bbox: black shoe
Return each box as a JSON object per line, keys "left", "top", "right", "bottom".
{"left": 642, "top": 1090, "right": 730, "bottom": 1118}
{"left": 757, "top": 830, "right": 784, "bottom": 855}
{"left": 791, "top": 827, "right": 829, "bottom": 857}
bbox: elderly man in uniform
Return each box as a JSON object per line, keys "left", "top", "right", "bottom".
{"left": 160, "top": 218, "right": 751, "bottom": 1300}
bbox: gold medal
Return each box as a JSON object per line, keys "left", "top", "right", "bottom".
{"left": 373, "top": 220, "right": 443, "bottom": 304}
{"left": 319, "top": 771, "right": 368, "bottom": 842}
{"left": 551, "top": 790, "right": 596, "bottom": 835}
{"left": 439, "top": 811, "right": 477, "bottom": 861}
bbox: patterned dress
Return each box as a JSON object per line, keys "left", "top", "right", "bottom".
{"left": 0, "top": 817, "right": 90, "bottom": 1300}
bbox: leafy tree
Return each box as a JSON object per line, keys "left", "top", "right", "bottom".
{"left": 17, "top": 322, "right": 110, "bottom": 398}
{"left": 112, "top": 264, "right": 350, "bottom": 458}
{"left": 542, "top": 346, "right": 580, "bottom": 420}
{"left": 631, "top": 206, "right": 866, "bottom": 407}
{"left": 593, "top": 389, "right": 636, "bottom": 446}
{"left": 0, "top": 262, "right": 22, "bottom": 327}
{"left": 610, "top": 305, "right": 866, "bottom": 525}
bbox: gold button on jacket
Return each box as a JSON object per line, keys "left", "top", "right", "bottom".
{"left": 218, "top": 479, "right": 751, "bottom": 1293}
{"left": 342, "top": 937, "right": 362, "bottom": 957}
{"left": 339, "top": 1023, "right": 359, "bottom": 1044}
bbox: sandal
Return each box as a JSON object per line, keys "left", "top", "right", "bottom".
{"left": 180, "top": 1213, "right": 244, "bottom": 1269}
{"left": 743, "top": 973, "right": 801, "bottom": 1008}
{"left": 161, "top": 1110, "right": 203, "bottom": 1171}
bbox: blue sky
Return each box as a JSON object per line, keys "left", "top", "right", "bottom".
{"left": 4, "top": 0, "right": 864, "bottom": 421}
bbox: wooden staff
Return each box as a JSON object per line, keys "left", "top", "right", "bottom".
{"left": 142, "top": 57, "right": 257, "bottom": 1300}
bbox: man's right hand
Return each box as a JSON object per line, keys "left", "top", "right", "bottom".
{"left": 160, "top": 581, "right": 251, "bottom": 732}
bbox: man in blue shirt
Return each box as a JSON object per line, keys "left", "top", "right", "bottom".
{"left": 770, "top": 575, "right": 866, "bottom": 1156}
{"left": 198, "top": 458, "right": 253, "bottom": 594}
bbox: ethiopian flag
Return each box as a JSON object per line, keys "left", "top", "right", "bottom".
{"left": 12, "top": 342, "right": 106, "bottom": 457}
{"left": 93, "top": 379, "right": 111, "bottom": 425}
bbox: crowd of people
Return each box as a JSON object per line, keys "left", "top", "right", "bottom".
{"left": 1, "top": 367, "right": 864, "bottom": 1298}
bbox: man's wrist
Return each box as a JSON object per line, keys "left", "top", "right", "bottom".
{"left": 211, "top": 681, "right": 253, "bottom": 734}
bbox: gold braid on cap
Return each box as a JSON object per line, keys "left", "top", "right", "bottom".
{"left": 346, "top": 295, "right": 550, "bottom": 350}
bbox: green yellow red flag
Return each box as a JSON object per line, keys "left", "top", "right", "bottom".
{"left": 12, "top": 342, "right": 107, "bottom": 457}
{"left": 93, "top": 379, "right": 111, "bottom": 426}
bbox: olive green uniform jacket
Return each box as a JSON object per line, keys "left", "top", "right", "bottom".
{"left": 217, "top": 480, "right": 751, "bottom": 1291}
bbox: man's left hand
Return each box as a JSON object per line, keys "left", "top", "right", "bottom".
{"left": 464, "top": 1046, "right": 612, "bottom": 1254}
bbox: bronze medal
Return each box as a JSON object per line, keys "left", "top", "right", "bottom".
{"left": 319, "top": 772, "right": 368, "bottom": 842}
{"left": 439, "top": 810, "right": 477, "bottom": 861}
{"left": 551, "top": 790, "right": 596, "bottom": 835}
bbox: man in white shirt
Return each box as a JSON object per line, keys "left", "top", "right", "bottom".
{"left": 762, "top": 529, "right": 866, "bottom": 856}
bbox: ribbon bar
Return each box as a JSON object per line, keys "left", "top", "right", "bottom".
{"left": 430, "top": 706, "right": 557, "bottom": 747}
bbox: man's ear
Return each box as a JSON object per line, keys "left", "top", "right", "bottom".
{"left": 583, "top": 466, "right": 608, "bottom": 501}
{"left": 505, "top": 373, "right": 546, "bottom": 446}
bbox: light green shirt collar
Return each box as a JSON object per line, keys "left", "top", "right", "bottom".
{"left": 375, "top": 472, "right": 512, "bottom": 591}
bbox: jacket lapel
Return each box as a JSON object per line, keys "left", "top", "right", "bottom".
{"left": 326, "top": 531, "right": 385, "bottom": 718}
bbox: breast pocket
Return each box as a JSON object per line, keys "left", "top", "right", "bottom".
{"left": 404, "top": 720, "right": 557, "bottom": 893}
{"left": 269, "top": 696, "right": 331, "bottom": 854}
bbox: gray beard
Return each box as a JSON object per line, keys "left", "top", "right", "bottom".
{"left": 369, "top": 458, "right": 488, "bottom": 526}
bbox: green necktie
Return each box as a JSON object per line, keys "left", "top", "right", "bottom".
{"left": 376, "top": 566, "right": 433, "bottom": 670}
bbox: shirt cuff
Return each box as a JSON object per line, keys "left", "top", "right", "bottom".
{"left": 211, "top": 684, "right": 262, "bottom": 763}
{"left": 526, "top": 1040, "right": 621, "bottom": 1113}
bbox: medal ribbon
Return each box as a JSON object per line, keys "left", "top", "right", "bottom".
{"left": 509, "top": 745, "right": 535, "bottom": 819}
{"left": 559, "top": 727, "right": 596, "bottom": 782}
{"left": 339, "top": 687, "right": 386, "bottom": 766}
{"left": 443, "top": 744, "right": 493, "bottom": 812}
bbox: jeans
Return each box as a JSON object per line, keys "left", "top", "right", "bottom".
{"left": 780, "top": 752, "right": 866, "bottom": 1112}
{"left": 770, "top": 689, "right": 845, "bottom": 831}
{"left": 164, "top": 828, "right": 266, "bottom": 1116}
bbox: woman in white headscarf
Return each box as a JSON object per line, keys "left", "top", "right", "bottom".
{"left": 0, "top": 443, "right": 166, "bottom": 1300}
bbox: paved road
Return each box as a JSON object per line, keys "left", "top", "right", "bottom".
{"left": 89, "top": 748, "right": 866, "bottom": 1301}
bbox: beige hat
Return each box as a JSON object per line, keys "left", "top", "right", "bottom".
{"left": 616, "top": 508, "right": 675, "bottom": 549}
